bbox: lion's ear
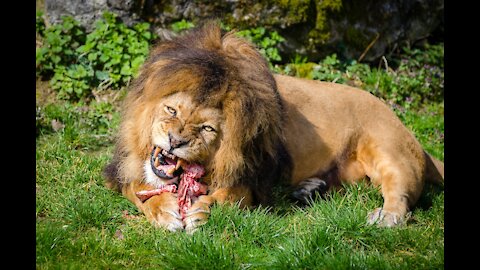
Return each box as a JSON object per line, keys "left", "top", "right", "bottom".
{"left": 195, "top": 20, "right": 223, "bottom": 51}
{"left": 221, "top": 31, "right": 268, "bottom": 65}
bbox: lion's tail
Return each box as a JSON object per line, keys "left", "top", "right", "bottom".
{"left": 424, "top": 152, "right": 444, "bottom": 185}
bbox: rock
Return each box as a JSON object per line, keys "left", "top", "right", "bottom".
{"left": 44, "top": 0, "right": 140, "bottom": 31}
{"left": 321, "top": 0, "right": 444, "bottom": 62}
{"left": 43, "top": 0, "right": 443, "bottom": 63}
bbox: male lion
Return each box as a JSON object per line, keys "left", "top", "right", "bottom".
{"left": 103, "top": 21, "right": 444, "bottom": 233}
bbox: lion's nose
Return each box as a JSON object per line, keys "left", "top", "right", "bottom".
{"left": 168, "top": 132, "right": 189, "bottom": 150}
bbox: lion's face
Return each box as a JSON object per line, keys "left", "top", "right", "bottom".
{"left": 144, "top": 91, "right": 224, "bottom": 187}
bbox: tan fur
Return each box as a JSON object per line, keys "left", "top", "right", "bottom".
{"left": 104, "top": 21, "right": 443, "bottom": 231}
{"left": 277, "top": 75, "right": 443, "bottom": 226}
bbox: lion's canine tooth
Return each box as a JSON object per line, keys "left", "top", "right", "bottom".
{"left": 175, "top": 159, "right": 184, "bottom": 170}
{"left": 154, "top": 157, "right": 160, "bottom": 167}
{"left": 167, "top": 166, "right": 176, "bottom": 175}
{"left": 154, "top": 147, "right": 161, "bottom": 158}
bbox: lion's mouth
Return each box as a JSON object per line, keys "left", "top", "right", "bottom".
{"left": 150, "top": 146, "right": 185, "bottom": 179}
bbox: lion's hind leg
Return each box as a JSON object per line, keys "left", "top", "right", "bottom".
{"left": 362, "top": 150, "right": 424, "bottom": 227}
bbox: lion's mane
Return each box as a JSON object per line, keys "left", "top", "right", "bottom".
{"left": 104, "top": 21, "right": 292, "bottom": 204}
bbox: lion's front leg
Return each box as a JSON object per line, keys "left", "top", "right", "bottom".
{"left": 122, "top": 180, "right": 184, "bottom": 232}
{"left": 183, "top": 185, "right": 253, "bottom": 234}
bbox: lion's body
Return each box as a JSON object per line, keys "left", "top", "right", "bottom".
{"left": 104, "top": 21, "right": 443, "bottom": 232}
{"left": 277, "top": 75, "right": 443, "bottom": 217}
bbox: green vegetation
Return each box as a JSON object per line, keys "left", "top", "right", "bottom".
{"left": 36, "top": 12, "right": 155, "bottom": 100}
{"left": 36, "top": 12, "right": 443, "bottom": 269}
{"left": 170, "top": 19, "right": 196, "bottom": 33}
{"left": 281, "top": 43, "right": 444, "bottom": 108}
{"left": 237, "top": 26, "right": 285, "bottom": 64}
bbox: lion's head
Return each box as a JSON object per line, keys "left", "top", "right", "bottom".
{"left": 104, "top": 21, "right": 291, "bottom": 204}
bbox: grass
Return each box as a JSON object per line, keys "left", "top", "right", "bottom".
{"left": 36, "top": 99, "right": 444, "bottom": 269}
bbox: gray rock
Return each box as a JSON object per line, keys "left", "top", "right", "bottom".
{"left": 321, "top": 0, "right": 444, "bottom": 62}
{"left": 44, "top": 0, "right": 140, "bottom": 31}
{"left": 43, "top": 0, "right": 443, "bottom": 62}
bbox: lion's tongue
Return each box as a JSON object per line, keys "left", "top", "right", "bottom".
{"left": 157, "top": 164, "right": 176, "bottom": 177}
{"left": 156, "top": 155, "right": 178, "bottom": 177}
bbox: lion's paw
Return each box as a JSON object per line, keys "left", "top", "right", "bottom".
{"left": 292, "top": 177, "right": 328, "bottom": 205}
{"left": 366, "top": 208, "right": 410, "bottom": 227}
{"left": 183, "top": 195, "right": 213, "bottom": 234}
{"left": 143, "top": 193, "right": 184, "bottom": 232}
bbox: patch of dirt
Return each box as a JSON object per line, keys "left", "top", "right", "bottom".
{"left": 91, "top": 88, "right": 127, "bottom": 110}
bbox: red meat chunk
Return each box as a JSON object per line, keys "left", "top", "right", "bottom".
{"left": 135, "top": 161, "right": 208, "bottom": 220}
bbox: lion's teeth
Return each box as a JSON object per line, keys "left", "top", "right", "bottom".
{"left": 167, "top": 166, "right": 176, "bottom": 175}
{"left": 175, "top": 159, "right": 184, "bottom": 170}
{"left": 154, "top": 157, "right": 160, "bottom": 167}
{"left": 161, "top": 149, "right": 177, "bottom": 160}
{"left": 154, "top": 147, "right": 161, "bottom": 158}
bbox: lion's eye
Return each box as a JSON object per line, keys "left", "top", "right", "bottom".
{"left": 202, "top": 125, "right": 215, "bottom": 132}
{"left": 165, "top": 106, "right": 176, "bottom": 116}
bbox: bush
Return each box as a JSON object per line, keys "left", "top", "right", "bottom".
{"left": 355, "top": 44, "right": 444, "bottom": 107}
{"left": 76, "top": 12, "right": 154, "bottom": 90}
{"left": 170, "top": 19, "right": 195, "bottom": 33}
{"left": 36, "top": 12, "right": 155, "bottom": 101}
{"left": 237, "top": 27, "right": 285, "bottom": 65}
{"left": 279, "top": 43, "right": 444, "bottom": 108}
{"left": 36, "top": 16, "right": 86, "bottom": 78}
{"left": 312, "top": 54, "right": 345, "bottom": 83}
{"left": 36, "top": 13, "right": 442, "bottom": 108}
{"left": 36, "top": 10, "right": 46, "bottom": 36}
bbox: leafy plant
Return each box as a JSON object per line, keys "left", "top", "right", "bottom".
{"left": 76, "top": 12, "right": 154, "bottom": 91}
{"left": 36, "top": 16, "right": 86, "bottom": 77}
{"left": 36, "top": 12, "right": 156, "bottom": 101}
{"left": 282, "top": 54, "right": 317, "bottom": 79}
{"left": 355, "top": 45, "right": 444, "bottom": 107}
{"left": 237, "top": 27, "right": 285, "bottom": 65}
{"left": 170, "top": 19, "right": 195, "bottom": 33}
{"left": 312, "top": 54, "right": 345, "bottom": 83}
{"left": 301, "top": 43, "right": 444, "bottom": 108}
{"left": 36, "top": 10, "right": 46, "bottom": 36}
{"left": 50, "top": 64, "right": 94, "bottom": 100}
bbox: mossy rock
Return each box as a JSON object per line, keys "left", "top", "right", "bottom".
{"left": 44, "top": 0, "right": 443, "bottom": 63}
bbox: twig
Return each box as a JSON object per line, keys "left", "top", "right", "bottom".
{"left": 382, "top": 56, "right": 389, "bottom": 73}
{"left": 358, "top": 32, "right": 380, "bottom": 62}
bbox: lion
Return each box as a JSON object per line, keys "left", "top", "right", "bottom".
{"left": 103, "top": 21, "right": 444, "bottom": 233}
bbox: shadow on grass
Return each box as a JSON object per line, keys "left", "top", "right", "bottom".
{"left": 267, "top": 179, "right": 444, "bottom": 219}
{"left": 414, "top": 182, "right": 444, "bottom": 211}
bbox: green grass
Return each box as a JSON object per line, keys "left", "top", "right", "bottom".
{"left": 36, "top": 100, "right": 443, "bottom": 269}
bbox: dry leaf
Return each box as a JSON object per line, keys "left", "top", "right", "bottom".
{"left": 51, "top": 119, "right": 65, "bottom": 132}
{"left": 114, "top": 229, "right": 124, "bottom": 240}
